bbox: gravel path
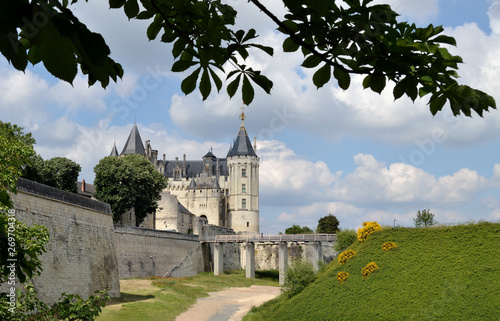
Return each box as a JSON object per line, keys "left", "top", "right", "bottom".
{"left": 176, "top": 285, "right": 281, "bottom": 321}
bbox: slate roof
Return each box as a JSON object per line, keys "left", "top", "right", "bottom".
{"left": 227, "top": 124, "right": 257, "bottom": 157}
{"left": 110, "top": 143, "right": 119, "bottom": 157}
{"left": 163, "top": 159, "right": 229, "bottom": 178}
{"left": 120, "top": 123, "right": 146, "bottom": 156}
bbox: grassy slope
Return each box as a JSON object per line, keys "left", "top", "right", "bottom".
{"left": 246, "top": 223, "right": 500, "bottom": 321}
{"left": 97, "top": 270, "right": 279, "bottom": 321}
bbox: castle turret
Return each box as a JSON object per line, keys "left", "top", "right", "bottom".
{"left": 226, "top": 109, "right": 259, "bottom": 234}
{"left": 120, "top": 123, "right": 146, "bottom": 156}
{"left": 110, "top": 142, "right": 119, "bottom": 157}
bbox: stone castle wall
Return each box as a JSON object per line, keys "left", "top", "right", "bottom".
{"left": 5, "top": 179, "right": 120, "bottom": 305}
{"left": 113, "top": 225, "right": 204, "bottom": 278}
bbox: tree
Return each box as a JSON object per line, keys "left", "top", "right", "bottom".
{"left": 41, "top": 157, "right": 81, "bottom": 193}
{"left": 94, "top": 154, "right": 167, "bottom": 226}
{"left": 0, "top": 0, "right": 495, "bottom": 116}
{"left": 414, "top": 209, "right": 437, "bottom": 227}
{"left": 316, "top": 213, "right": 340, "bottom": 233}
{"left": 285, "top": 224, "right": 314, "bottom": 234}
{"left": 21, "top": 155, "right": 82, "bottom": 193}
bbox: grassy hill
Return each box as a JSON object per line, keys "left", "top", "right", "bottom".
{"left": 245, "top": 222, "right": 500, "bottom": 320}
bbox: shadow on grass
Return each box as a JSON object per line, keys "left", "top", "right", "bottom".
{"left": 106, "top": 292, "right": 155, "bottom": 306}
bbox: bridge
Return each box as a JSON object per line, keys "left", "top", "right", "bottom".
{"left": 201, "top": 234, "right": 337, "bottom": 285}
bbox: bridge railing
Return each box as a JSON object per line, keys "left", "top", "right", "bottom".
{"left": 200, "top": 234, "right": 337, "bottom": 243}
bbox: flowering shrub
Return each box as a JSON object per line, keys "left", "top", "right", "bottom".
{"left": 357, "top": 222, "right": 383, "bottom": 242}
{"left": 382, "top": 242, "right": 398, "bottom": 252}
{"left": 336, "top": 272, "right": 349, "bottom": 283}
{"left": 362, "top": 262, "right": 379, "bottom": 279}
{"left": 338, "top": 250, "right": 356, "bottom": 265}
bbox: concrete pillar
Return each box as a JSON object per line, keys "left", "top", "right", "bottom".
{"left": 279, "top": 242, "right": 288, "bottom": 286}
{"left": 245, "top": 242, "right": 255, "bottom": 278}
{"left": 214, "top": 243, "right": 224, "bottom": 276}
{"left": 313, "top": 241, "right": 323, "bottom": 272}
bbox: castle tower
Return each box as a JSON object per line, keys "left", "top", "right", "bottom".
{"left": 120, "top": 122, "right": 146, "bottom": 156}
{"left": 226, "top": 109, "right": 259, "bottom": 234}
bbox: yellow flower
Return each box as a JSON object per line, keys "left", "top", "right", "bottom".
{"left": 362, "top": 262, "right": 379, "bottom": 279}
{"left": 382, "top": 241, "right": 398, "bottom": 252}
{"left": 357, "top": 222, "right": 383, "bottom": 242}
{"left": 337, "top": 272, "right": 349, "bottom": 282}
{"left": 338, "top": 250, "right": 356, "bottom": 265}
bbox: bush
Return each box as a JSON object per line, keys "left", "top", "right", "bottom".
{"left": 282, "top": 259, "right": 316, "bottom": 297}
{"left": 334, "top": 229, "right": 357, "bottom": 251}
{"left": 382, "top": 242, "right": 398, "bottom": 252}
{"left": 357, "top": 222, "right": 382, "bottom": 242}
{"left": 336, "top": 272, "right": 349, "bottom": 283}
{"left": 361, "top": 262, "right": 379, "bottom": 279}
{"left": 338, "top": 250, "right": 356, "bottom": 265}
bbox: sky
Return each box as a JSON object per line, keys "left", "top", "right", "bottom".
{"left": 2, "top": 0, "right": 500, "bottom": 234}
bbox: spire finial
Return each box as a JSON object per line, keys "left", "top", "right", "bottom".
{"left": 239, "top": 105, "right": 246, "bottom": 124}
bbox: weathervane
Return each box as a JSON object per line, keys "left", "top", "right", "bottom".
{"left": 239, "top": 105, "right": 246, "bottom": 124}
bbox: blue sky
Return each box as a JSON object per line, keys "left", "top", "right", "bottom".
{"left": 2, "top": 0, "right": 500, "bottom": 233}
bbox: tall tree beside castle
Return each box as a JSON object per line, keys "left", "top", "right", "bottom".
{"left": 94, "top": 154, "right": 167, "bottom": 226}
{"left": 108, "top": 112, "right": 260, "bottom": 234}
{"left": 22, "top": 155, "right": 81, "bottom": 193}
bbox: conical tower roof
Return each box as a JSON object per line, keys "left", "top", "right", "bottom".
{"left": 110, "top": 142, "right": 119, "bottom": 157}
{"left": 120, "top": 123, "right": 146, "bottom": 156}
{"left": 227, "top": 123, "right": 257, "bottom": 157}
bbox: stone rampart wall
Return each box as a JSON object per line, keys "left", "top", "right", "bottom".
{"left": 113, "top": 225, "right": 204, "bottom": 278}
{"left": 4, "top": 179, "right": 120, "bottom": 305}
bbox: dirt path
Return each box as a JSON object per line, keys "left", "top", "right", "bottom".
{"left": 176, "top": 285, "right": 281, "bottom": 321}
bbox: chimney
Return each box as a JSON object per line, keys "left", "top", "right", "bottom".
{"left": 81, "top": 179, "right": 85, "bottom": 192}
{"left": 253, "top": 137, "right": 257, "bottom": 152}
{"left": 183, "top": 154, "right": 187, "bottom": 174}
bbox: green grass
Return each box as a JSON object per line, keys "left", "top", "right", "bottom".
{"left": 244, "top": 222, "right": 500, "bottom": 321}
{"left": 96, "top": 270, "right": 279, "bottom": 321}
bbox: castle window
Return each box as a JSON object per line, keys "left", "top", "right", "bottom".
{"left": 225, "top": 176, "right": 228, "bottom": 181}
{"left": 242, "top": 198, "right": 246, "bottom": 209}
{"left": 242, "top": 184, "right": 246, "bottom": 193}
{"left": 247, "top": 222, "right": 249, "bottom": 227}
{"left": 242, "top": 168, "right": 246, "bottom": 177}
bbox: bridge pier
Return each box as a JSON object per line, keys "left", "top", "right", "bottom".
{"left": 214, "top": 243, "right": 224, "bottom": 275}
{"left": 279, "top": 242, "right": 288, "bottom": 285}
{"left": 313, "top": 241, "right": 323, "bottom": 271}
{"left": 245, "top": 242, "right": 255, "bottom": 278}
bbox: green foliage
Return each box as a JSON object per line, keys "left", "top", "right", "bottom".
{"left": 94, "top": 154, "right": 168, "bottom": 226}
{"left": 0, "top": 282, "right": 109, "bottom": 321}
{"left": 334, "top": 229, "right": 357, "bottom": 251}
{"left": 0, "top": 121, "right": 35, "bottom": 208}
{"left": 316, "top": 213, "right": 340, "bottom": 233}
{"left": 0, "top": 0, "right": 123, "bottom": 88}
{"left": 246, "top": 222, "right": 500, "bottom": 320}
{"left": 21, "top": 154, "right": 82, "bottom": 193}
{"left": 282, "top": 259, "right": 316, "bottom": 298}
{"left": 0, "top": 0, "right": 494, "bottom": 115}
{"left": 414, "top": 209, "right": 437, "bottom": 227}
{"left": 284, "top": 224, "right": 313, "bottom": 234}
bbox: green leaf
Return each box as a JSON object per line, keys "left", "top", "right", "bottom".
{"left": 302, "top": 55, "right": 322, "bottom": 68}
{"left": 250, "top": 73, "right": 273, "bottom": 94}
{"left": 429, "top": 93, "right": 446, "bottom": 115}
{"left": 249, "top": 43, "right": 274, "bottom": 56}
{"left": 172, "top": 38, "right": 187, "bottom": 59}
{"left": 432, "top": 35, "right": 457, "bottom": 46}
{"left": 124, "top": 0, "right": 139, "bottom": 19}
{"left": 242, "top": 75, "right": 255, "bottom": 105}
{"left": 209, "top": 67, "right": 223, "bottom": 92}
{"left": 242, "top": 29, "right": 257, "bottom": 43}
{"left": 35, "top": 19, "right": 77, "bottom": 84}
{"left": 109, "top": 0, "right": 126, "bottom": 9}
{"left": 181, "top": 67, "right": 200, "bottom": 95}
{"left": 368, "top": 75, "right": 386, "bottom": 94}
{"left": 283, "top": 37, "right": 300, "bottom": 53}
{"left": 312, "top": 63, "right": 331, "bottom": 89}
{"left": 333, "top": 66, "right": 350, "bottom": 90}
{"left": 393, "top": 82, "right": 405, "bottom": 100}
{"left": 147, "top": 15, "right": 163, "bottom": 40}
{"left": 199, "top": 68, "right": 211, "bottom": 100}
{"left": 227, "top": 74, "right": 241, "bottom": 98}
{"left": 171, "top": 60, "right": 198, "bottom": 72}
{"left": 136, "top": 10, "right": 155, "bottom": 20}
